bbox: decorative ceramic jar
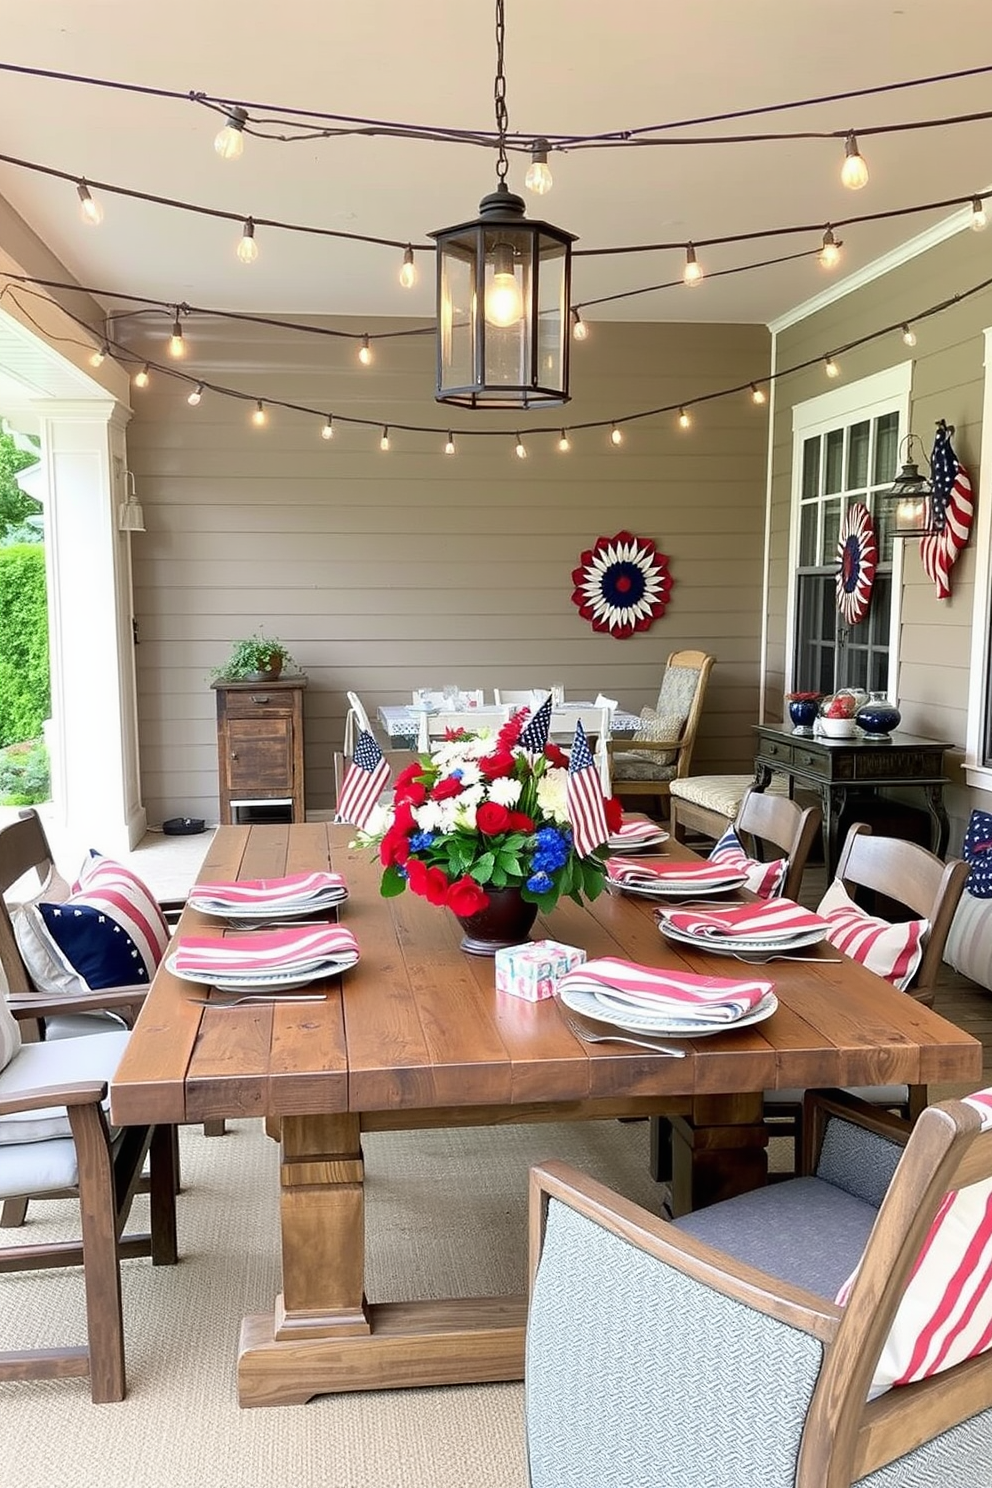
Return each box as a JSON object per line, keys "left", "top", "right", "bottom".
{"left": 855, "top": 692, "right": 901, "bottom": 740}
{"left": 787, "top": 697, "right": 820, "bottom": 734}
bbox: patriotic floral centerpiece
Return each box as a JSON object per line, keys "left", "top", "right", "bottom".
{"left": 362, "top": 708, "right": 622, "bottom": 917}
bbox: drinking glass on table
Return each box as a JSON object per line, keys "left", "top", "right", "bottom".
{"left": 443, "top": 683, "right": 460, "bottom": 709}
{"left": 551, "top": 683, "right": 565, "bottom": 707}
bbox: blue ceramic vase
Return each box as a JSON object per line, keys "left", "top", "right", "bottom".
{"left": 787, "top": 698, "right": 820, "bottom": 734}
{"left": 855, "top": 693, "right": 901, "bottom": 739}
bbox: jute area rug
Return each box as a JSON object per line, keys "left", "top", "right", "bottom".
{"left": 0, "top": 1115, "right": 666, "bottom": 1488}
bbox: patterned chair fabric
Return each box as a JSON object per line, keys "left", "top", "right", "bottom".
{"left": 608, "top": 652, "right": 715, "bottom": 807}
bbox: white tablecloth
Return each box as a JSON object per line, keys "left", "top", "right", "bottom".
{"left": 377, "top": 702, "right": 639, "bottom": 742}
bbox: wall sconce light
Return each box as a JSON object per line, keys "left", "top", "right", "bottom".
{"left": 118, "top": 470, "right": 145, "bottom": 533}
{"left": 882, "top": 431, "right": 941, "bottom": 538}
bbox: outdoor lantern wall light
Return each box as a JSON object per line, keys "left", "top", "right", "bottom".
{"left": 429, "top": 0, "right": 575, "bottom": 409}
{"left": 883, "top": 431, "right": 941, "bottom": 538}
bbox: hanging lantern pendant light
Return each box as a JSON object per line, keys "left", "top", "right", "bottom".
{"left": 430, "top": 0, "right": 576, "bottom": 408}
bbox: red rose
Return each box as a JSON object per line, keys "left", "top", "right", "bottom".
{"left": 380, "top": 824, "right": 411, "bottom": 867}
{"left": 406, "top": 859, "right": 450, "bottom": 904}
{"left": 477, "top": 801, "right": 511, "bottom": 835}
{"left": 497, "top": 713, "right": 525, "bottom": 748}
{"left": 604, "top": 796, "right": 624, "bottom": 832}
{"left": 432, "top": 774, "right": 465, "bottom": 801}
{"left": 392, "top": 798, "right": 418, "bottom": 833}
{"left": 394, "top": 761, "right": 426, "bottom": 792}
{"left": 544, "top": 742, "right": 569, "bottom": 769}
{"left": 444, "top": 726, "right": 470, "bottom": 741}
{"left": 507, "top": 810, "right": 534, "bottom": 833}
{"left": 478, "top": 747, "right": 516, "bottom": 780}
{"left": 446, "top": 875, "right": 489, "bottom": 916}
{"left": 396, "top": 782, "right": 427, "bottom": 810}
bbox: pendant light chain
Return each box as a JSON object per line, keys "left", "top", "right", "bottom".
{"left": 493, "top": 0, "right": 510, "bottom": 186}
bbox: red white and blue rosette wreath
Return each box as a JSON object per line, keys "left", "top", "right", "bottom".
{"left": 835, "top": 502, "right": 877, "bottom": 625}
{"left": 570, "top": 531, "right": 673, "bottom": 638}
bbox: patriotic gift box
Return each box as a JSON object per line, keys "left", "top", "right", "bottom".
{"left": 495, "top": 939, "right": 587, "bottom": 1002}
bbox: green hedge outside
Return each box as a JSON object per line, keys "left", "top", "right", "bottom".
{"left": 0, "top": 545, "right": 49, "bottom": 747}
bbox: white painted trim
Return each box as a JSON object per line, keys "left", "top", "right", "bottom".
{"left": 758, "top": 337, "right": 777, "bottom": 725}
{"left": 964, "top": 325, "right": 992, "bottom": 790}
{"left": 791, "top": 363, "right": 913, "bottom": 436}
{"left": 769, "top": 199, "right": 986, "bottom": 335}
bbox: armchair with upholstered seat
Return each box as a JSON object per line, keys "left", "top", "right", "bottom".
{"left": 526, "top": 1087, "right": 992, "bottom": 1488}
{"left": 607, "top": 650, "right": 714, "bottom": 819}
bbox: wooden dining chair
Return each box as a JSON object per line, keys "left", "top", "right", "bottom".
{"left": 733, "top": 786, "right": 822, "bottom": 903}
{"left": 607, "top": 650, "right": 715, "bottom": 819}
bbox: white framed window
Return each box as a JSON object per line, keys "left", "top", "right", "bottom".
{"left": 964, "top": 327, "right": 992, "bottom": 789}
{"left": 786, "top": 363, "right": 912, "bottom": 698}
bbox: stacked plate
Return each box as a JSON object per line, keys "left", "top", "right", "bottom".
{"left": 657, "top": 898, "right": 830, "bottom": 956}
{"left": 558, "top": 956, "right": 777, "bottom": 1039}
{"left": 605, "top": 857, "right": 747, "bottom": 898}
{"left": 606, "top": 819, "right": 670, "bottom": 853}
{"left": 167, "top": 924, "right": 360, "bottom": 991}
{"left": 188, "top": 871, "right": 348, "bottom": 924}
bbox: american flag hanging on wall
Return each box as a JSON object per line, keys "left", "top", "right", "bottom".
{"left": 920, "top": 420, "right": 974, "bottom": 601}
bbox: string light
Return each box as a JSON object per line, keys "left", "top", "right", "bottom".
{"left": 558, "top": 430, "right": 571, "bottom": 452}
{"left": 168, "top": 315, "right": 185, "bottom": 359}
{"left": 678, "top": 407, "right": 691, "bottom": 430}
{"left": 515, "top": 434, "right": 527, "bottom": 459}
{"left": 525, "top": 138, "right": 553, "bottom": 196}
{"left": 818, "top": 227, "right": 841, "bottom": 269}
{"left": 901, "top": 323, "right": 917, "bottom": 347}
{"left": 89, "top": 341, "right": 108, "bottom": 368}
{"left": 610, "top": 423, "right": 623, "bottom": 446}
{"left": 320, "top": 415, "right": 334, "bottom": 440}
{"left": 133, "top": 364, "right": 150, "bottom": 388}
{"left": 399, "top": 245, "right": 417, "bottom": 288}
{"left": 683, "top": 243, "right": 704, "bottom": 286}
{"left": 444, "top": 432, "right": 455, "bottom": 455}
{"left": 841, "top": 131, "right": 869, "bottom": 190}
{"left": 571, "top": 308, "right": 588, "bottom": 341}
{"left": 187, "top": 382, "right": 204, "bottom": 406}
{"left": 750, "top": 383, "right": 766, "bottom": 405}
{"left": 380, "top": 425, "right": 390, "bottom": 451}
{"left": 824, "top": 354, "right": 840, "bottom": 378}
{"left": 214, "top": 106, "right": 248, "bottom": 161}
{"left": 252, "top": 400, "right": 267, "bottom": 427}
{"left": 358, "top": 334, "right": 373, "bottom": 366}
{"left": 236, "top": 217, "right": 258, "bottom": 264}
{"left": 76, "top": 181, "right": 103, "bottom": 226}
{"left": 972, "top": 196, "right": 988, "bottom": 231}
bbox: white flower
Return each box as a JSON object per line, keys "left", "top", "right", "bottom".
{"left": 488, "top": 776, "right": 523, "bottom": 808}
{"left": 415, "top": 799, "right": 447, "bottom": 832}
{"left": 536, "top": 768, "right": 569, "bottom": 824}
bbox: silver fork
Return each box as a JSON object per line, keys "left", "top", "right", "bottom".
{"left": 564, "top": 1016, "right": 686, "bottom": 1057}
{"left": 729, "top": 952, "right": 843, "bottom": 964}
{"left": 188, "top": 993, "right": 327, "bottom": 1006}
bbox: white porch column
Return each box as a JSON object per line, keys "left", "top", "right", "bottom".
{"left": 36, "top": 399, "right": 146, "bottom": 858}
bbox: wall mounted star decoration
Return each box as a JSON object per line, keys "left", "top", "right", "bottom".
{"left": 570, "top": 531, "right": 673, "bottom": 639}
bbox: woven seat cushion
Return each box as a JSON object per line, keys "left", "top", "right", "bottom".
{"left": 669, "top": 774, "right": 789, "bottom": 818}
{"left": 609, "top": 755, "right": 680, "bottom": 783}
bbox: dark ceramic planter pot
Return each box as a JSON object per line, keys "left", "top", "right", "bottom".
{"left": 855, "top": 695, "right": 901, "bottom": 739}
{"left": 787, "top": 698, "right": 820, "bottom": 734}
{"left": 452, "top": 887, "right": 538, "bottom": 957}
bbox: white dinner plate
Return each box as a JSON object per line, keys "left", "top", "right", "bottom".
{"left": 166, "top": 951, "right": 357, "bottom": 989}
{"left": 658, "top": 920, "right": 828, "bottom": 954}
{"left": 559, "top": 983, "right": 778, "bottom": 1038}
{"left": 606, "top": 872, "right": 748, "bottom": 899}
{"left": 188, "top": 892, "right": 347, "bottom": 922}
{"left": 606, "top": 829, "right": 670, "bottom": 853}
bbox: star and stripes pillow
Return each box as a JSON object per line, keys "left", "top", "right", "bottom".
{"left": 962, "top": 810, "right": 992, "bottom": 900}
{"left": 816, "top": 879, "right": 927, "bottom": 991}
{"left": 709, "top": 824, "right": 787, "bottom": 899}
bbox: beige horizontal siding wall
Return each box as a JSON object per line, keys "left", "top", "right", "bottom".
{"left": 121, "top": 316, "right": 770, "bottom": 824}
{"left": 769, "top": 225, "right": 992, "bottom": 846}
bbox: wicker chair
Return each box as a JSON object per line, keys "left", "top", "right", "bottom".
{"left": 607, "top": 650, "right": 714, "bottom": 819}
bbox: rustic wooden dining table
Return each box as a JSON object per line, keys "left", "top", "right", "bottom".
{"left": 110, "top": 822, "right": 982, "bottom": 1407}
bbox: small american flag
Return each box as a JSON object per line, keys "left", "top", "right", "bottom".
{"left": 920, "top": 420, "right": 973, "bottom": 601}
{"left": 336, "top": 729, "right": 391, "bottom": 828}
{"left": 518, "top": 693, "right": 552, "bottom": 754}
{"left": 566, "top": 720, "right": 609, "bottom": 857}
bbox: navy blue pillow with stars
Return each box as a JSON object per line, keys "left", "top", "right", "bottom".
{"left": 962, "top": 810, "right": 992, "bottom": 898}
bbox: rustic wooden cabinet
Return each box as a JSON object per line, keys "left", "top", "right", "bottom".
{"left": 212, "top": 677, "right": 307, "bottom": 824}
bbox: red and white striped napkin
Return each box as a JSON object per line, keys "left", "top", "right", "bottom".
{"left": 171, "top": 924, "right": 359, "bottom": 982}
{"left": 558, "top": 957, "right": 773, "bottom": 1022}
{"left": 190, "top": 871, "right": 347, "bottom": 913}
{"left": 659, "top": 898, "right": 828, "bottom": 942}
{"left": 606, "top": 857, "right": 744, "bottom": 888}
{"left": 607, "top": 819, "right": 668, "bottom": 847}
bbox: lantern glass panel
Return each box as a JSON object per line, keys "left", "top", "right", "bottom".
{"left": 536, "top": 234, "right": 567, "bottom": 390}
{"left": 438, "top": 237, "right": 477, "bottom": 395}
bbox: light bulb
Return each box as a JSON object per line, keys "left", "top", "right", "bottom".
{"left": 571, "top": 309, "right": 588, "bottom": 341}
{"left": 972, "top": 197, "right": 987, "bottom": 231}
{"left": 380, "top": 426, "right": 390, "bottom": 451}
{"left": 819, "top": 227, "right": 841, "bottom": 269}
{"left": 750, "top": 383, "right": 766, "bottom": 405}
{"left": 89, "top": 342, "right": 108, "bottom": 368}
{"left": 610, "top": 424, "right": 622, "bottom": 446}
{"left": 214, "top": 107, "right": 247, "bottom": 160}
{"left": 558, "top": 430, "right": 571, "bottom": 452}
{"left": 678, "top": 407, "right": 691, "bottom": 430}
{"left": 683, "top": 244, "right": 704, "bottom": 286}
{"left": 76, "top": 182, "right": 103, "bottom": 226}
{"left": 515, "top": 435, "right": 527, "bottom": 459}
{"left": 252, "top": 401, "right": 267, "bottom": 427}
{"left": 187, "top": 383, "right": 204, "bottom": 406}
{"left": 168, "top": 318, "right": 185, "bottom": 359}
{"left": 399, "top": 246, "right": 417, "bottom": 289}
{"left": 901, "top": 324, "right": 917, "bottom": 348}
{"left": 358, "top": 335, "right": 373, "bottom": 366}
{"left": 486, "top": 244, "right": 523, "bottom": 326}
{"left": 525, "top": 139, "right": 553, "bottom": 196}
{"left": 824, "top": 355, "right": 840, "bottom": 379}
{"left": 841, "top": 132, "right": 869, "bottom": 190}
{"left": 444, "top": 433, "right": 455, "bottom": 455}
{"left": 236, "top": 218, "right": 258, "bottom": 264}
{"left": 321, "top": 416, "right": 334, "bottom": 440}
{"left": 133, "top": 364, "right": 150, "bottom": 389}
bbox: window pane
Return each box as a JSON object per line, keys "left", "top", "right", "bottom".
{"left": 822, "top": 497, "right": 842, "bottom": 561}
{"left": 874, "top": 412, "right": 899, "bottom": 484}
{"left": 873, "top": 496, "right": 895, "bottom": 565}
{"left": 824, "top": 429, "right": 844, "bottom": 493}
{"left": 847, "top": 421, "right": 869, "bottom": 490}
{"left": 798, "top": 503, "right": 818, "bottom": 566}
{"left": 801, "top": 438, "right": 820, "bottom": 500}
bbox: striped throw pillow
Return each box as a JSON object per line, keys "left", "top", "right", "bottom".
{"left": 709, "top": 825, "right": 787, "bottom": 899}
{"left": 816, "top": 879, "right": 927, "bottom": 991}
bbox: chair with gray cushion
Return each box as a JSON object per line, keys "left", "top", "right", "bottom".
{"left": 526, "top": 1087, "right": 992, "bottom": 1488}
{"left": 670, "top": 770, "right": 791, "bottom": 843}
{"left": 607, "top": 650, "right": 715, "bottom": 819}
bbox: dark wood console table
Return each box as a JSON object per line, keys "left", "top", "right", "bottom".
{"left": 752, "top": 723, "right": 950, "bottom": 878}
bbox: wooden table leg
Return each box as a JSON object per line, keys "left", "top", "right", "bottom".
{"left": 669, "top": 1092, "right": 768, "bottom": 1217}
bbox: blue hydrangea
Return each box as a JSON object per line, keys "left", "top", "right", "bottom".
{"left": 409, "top": 831, "right": 435, "bottom": 852}
{"left": 526, "top": 870, "right": 553, "bottom": 894}
{"left": 531, "top": 826, "right": 570, "bottom": 874}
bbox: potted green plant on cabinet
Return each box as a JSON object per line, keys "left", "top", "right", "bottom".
{"left": 212, "top": 631, "right": 295, "bottom": 683}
